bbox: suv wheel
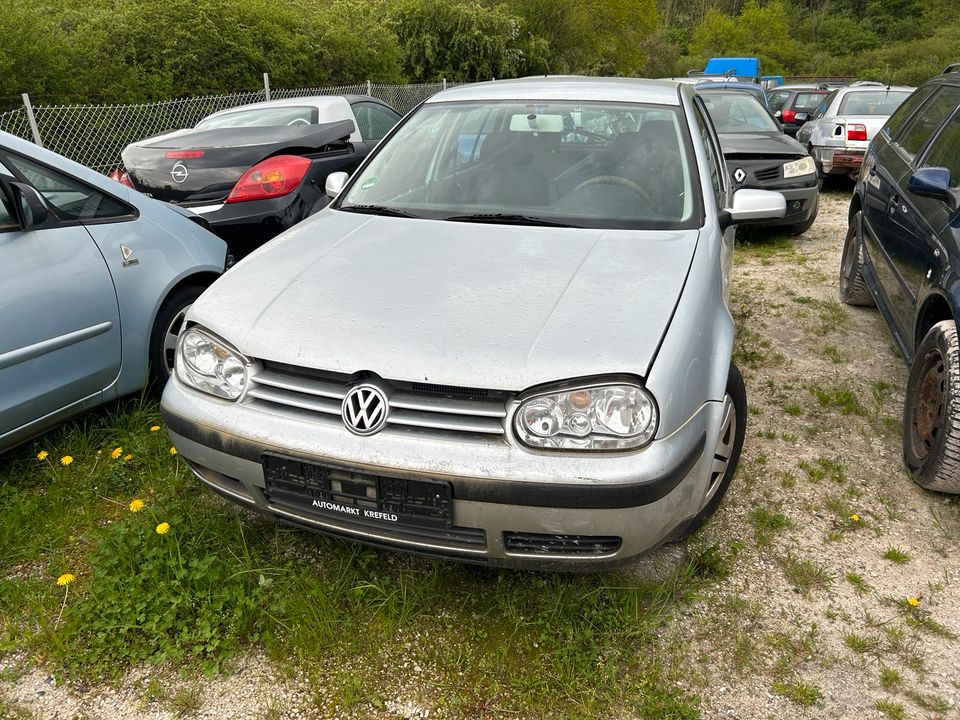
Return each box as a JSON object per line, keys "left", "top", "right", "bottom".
{"left": 838, "top": 210, "right": 874, "bottom": 306}
{"left": 680, "top": 362, "right": 747, "bottom": 537}
{"left": 148, "top": 285, "right": 205, "bottom": 391}
{"left": 903, "top": 320, "right": 960, "bottom": 493}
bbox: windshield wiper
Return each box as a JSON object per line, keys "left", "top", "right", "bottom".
{"left": 445, "top": 213, "right": 575, "bottom": 228}
{"left": 339, "top": 204, "right": 422, "bottom": 219}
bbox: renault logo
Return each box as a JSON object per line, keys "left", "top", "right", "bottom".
{"left": 733, "top": 167, "right": 746, "bottom": 184}
{"left": 171, "top": 162, "right": 189, "bottom": 184}
{"left": 342, "top": 384, "right": 388, "bottom": 436}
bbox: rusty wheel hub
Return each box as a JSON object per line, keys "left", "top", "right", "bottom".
{"left": 911, "top": 351, "right": 945, "bottom": 459}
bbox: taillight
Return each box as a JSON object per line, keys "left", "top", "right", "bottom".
{"left": 847, "top": 124, "right": 867, "bottom": 142}
{"left": 226, "top": 155, "right": 311, "bottom": 204}
{"left": 108, "top": 168, "right": 134, "bottom": 188}
{"left": 166, "top": 150, "right": 205, "bottom": 159}
{"left": 781, "top": 109, "right": 796, "bottom": 123}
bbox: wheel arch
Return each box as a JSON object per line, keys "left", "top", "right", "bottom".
{"left": 915, "top": 291, "right": 956, "bottom": 352}
{"left": 848, "top": 192, "right": 863, "bottom": 221}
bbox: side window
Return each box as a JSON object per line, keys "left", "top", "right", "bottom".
{"left": 884, "top": 85, "right": 936, "bottom": 138}
{"left": 692, "top": 98, "right": 724, "bottom": 206}
{"left": 352, "top": 102, "right": 401, "bottom": 143}
{"left": 812, "top": 90, "right": 838, "bottom": 120}
{"left": 0, "top": 191, "right": 16, "bottom": 231}
{"left": 895, "top": 88, "right": 960, "bottom": 160}
{"left": 922, "top": 110, "right": 960, "bottom": 189}
{"left": 768, "top": 91, "right": 791, "bottom": 113}
{"left": 5, "top": 154, "right": 131, "bottom": 222}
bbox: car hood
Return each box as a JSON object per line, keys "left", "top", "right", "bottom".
{"left": 190, "top": 211, "right": 700, "bottom": 391}
{"left": 717, "top": 131, "right": 806, "bottom": 157}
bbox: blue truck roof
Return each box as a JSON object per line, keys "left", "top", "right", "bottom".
{"left": 704, "top": 57, "right": 761, "bottom": 80}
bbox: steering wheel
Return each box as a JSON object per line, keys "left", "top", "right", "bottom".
{"left": 572, "top": 175, "right": 652, "bottom": 204}
{"left": 567, "top": 127, "right": 610, "bottom": 142}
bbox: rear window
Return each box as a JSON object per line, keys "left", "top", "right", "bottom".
{"left": 793, "top": 92, "right": 828, "bottom": 112}
{"left": 699, "top": 92, "right": 779, "bottom": 133}
{"left": 838, "top": 90, "right": 912, "bottom": 116}
{"left": 195, "top": 106, "right": 317, "bottom": 130}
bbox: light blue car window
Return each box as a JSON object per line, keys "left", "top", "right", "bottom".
{"left": 6, "top": 154, "right": 131, "bottom": 222}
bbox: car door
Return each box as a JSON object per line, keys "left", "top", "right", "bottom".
{"left": 351, "top": 101, "right": 402, "bottom": 153}
{"left": 0, "top": 153, "right": 122, "bottom": 443}
{"left": 877, "top": 87, "right": 960, "bottom": 336}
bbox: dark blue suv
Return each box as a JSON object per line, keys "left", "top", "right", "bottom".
{"left": 840, "top": 64, "right": 960, "bottom": 494}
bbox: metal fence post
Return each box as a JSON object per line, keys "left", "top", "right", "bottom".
{"left": 367, "top": 79, "right": 372, "bottom": 97}
{"left": 263, "top": 73, "right": 271, "bottom": 101}
{"left": 21, "top": 93, "right": 43, "bottom": 147}
{"left": 442, "top": 78, "right": 447, "bottom": 90}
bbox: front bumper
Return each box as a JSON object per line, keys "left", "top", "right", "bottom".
{"left": 161, "top": 377, "right": 726, "bottom": 570}
{"left": 740, "top": 182, "right": 819, "bottom": 228}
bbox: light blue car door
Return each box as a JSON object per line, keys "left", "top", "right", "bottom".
{"left": 0, "top": 155, "right": 122, "bottom": 441}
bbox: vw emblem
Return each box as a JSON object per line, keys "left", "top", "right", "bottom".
{"left": 342, "top": 384, "right": 388, "bottom": 436}
{"left": 170, "top": 162, "right": 189, "bottom": 184}
{"left": 733, "top": 167, "right": 746, "bottom": 184}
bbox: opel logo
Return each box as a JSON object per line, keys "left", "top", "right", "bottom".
{"left": 342, "top": 384, "right": 388, "bottom": 436}
{"left": 171, "top": 162, "right": 189, "bottom": 184}
{"left": 733, "top": 167, "right": 746, "bottom": 184}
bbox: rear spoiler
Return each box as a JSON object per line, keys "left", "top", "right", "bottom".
{"left": 130, "top": 119, "right": 357, "bottom": 153}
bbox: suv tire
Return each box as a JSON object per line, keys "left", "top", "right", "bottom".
{"left": 148, "top": 285, "right": 204, "bottom": 391}
{"left": 839, "top": 210, "right": 874, "bottom": 306}
{"left": 903, "top": 320, "right": 960, "bottom": 493}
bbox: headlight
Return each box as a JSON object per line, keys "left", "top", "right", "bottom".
{"left": 783, "top": 156, "right": 816, "bottom": 178}
{"left": 514, "top": 383, "right": 657, "bottom": 451}
{"left": 175, "top": 327, "right": 249, "bottom": 400}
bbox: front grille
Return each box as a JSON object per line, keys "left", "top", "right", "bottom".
{"left": 244, "top": 362, "right": 509, "bottom": 439}
{"left": 753, "top": 165, "right": 781, "bottom": 181}
{"left": 503, "top": 532, "right": 622, "bottom": 556}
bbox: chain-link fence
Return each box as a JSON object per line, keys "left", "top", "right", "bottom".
{"left": 0, "top": 82, "right": 454, "bottom": 174}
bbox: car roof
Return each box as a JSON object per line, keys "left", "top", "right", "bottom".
{"left": 772, "top": 84, "right": 822, "bottom": 91}
{"left": 697, "top": 81, "right": 762, "bottom": 91}
{"left": 835, "top": 84, "right": 915, "bottom": 94}
{"left": 427, "top": 76, "right": 683, "bottom": 106}
{"left": 202, "top": 95, "right": 385, "bottom": 122}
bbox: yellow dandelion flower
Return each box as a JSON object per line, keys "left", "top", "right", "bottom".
{"left": 110, "top": 447, "right": 123, "bottom": 459}
{"left": 56, "top": 573, "right": 75, "bottom": 586}
{"left": 169, "top": 446, "right": 177, "bottom": 456}
{"left": 150, "top": 425, "right": 161, "bottom": 432}
{"left": 849, "top": 514, "right": 860, "bottom": 522}
{"left": 60, "top": 455, "right": 74, "bottom": 466}
{"left": 123, "top": 453, "right": 134, "bottom": 462}
{"left": 908, "top": 597, "right": 920, "bottom": 607}
{"left": 37, "top": 450, "right": 49, "bottom": 461}
{"left": 129, "top": 499, "right": 145, "bottom": 513}
{"left": 155, "top": 522, "right": 170, "bottom": 535}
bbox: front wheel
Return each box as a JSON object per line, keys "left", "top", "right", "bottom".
{"left": 903, "top": 320, "right": 960, "bottom": 493}
{"left": 148, "top": 285, "right": 205, "bottom": 391}
{"left": 680, "top": 362, "right": 747, "bottom": 538}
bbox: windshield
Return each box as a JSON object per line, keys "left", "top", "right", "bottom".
{"left": 794, "top": 92, "right": 828, "bottom": 112}
{"left": 195, "top": 106, "right": 317, "bottom": 130}
{"left": 698, "top": 92, "right": 779, "bottom": 133}
{"left": 838, "top": 90, "right": 912, "bottom": 116}
{"left": 337, "top": 100, "right": 699, "bottom": 230}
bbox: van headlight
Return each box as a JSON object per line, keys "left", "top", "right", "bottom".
{"left": 514, "top": 383, "right": 658, "bottom": 451}
{"left": 175, "top": 327, "right": 249, "bottom": 400}
{"left": 783, "top": 156, "right": 816, "bottom": 178}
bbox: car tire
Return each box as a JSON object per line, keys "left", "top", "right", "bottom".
{"left": 148, "top": 285, "right": 205, "bottom": 391}
{"left": 903, "top": 320, "right": 960, "bottom": 494}
{"left": 787, "top": 195, "right": 818, "bottom": 236}
{"left": 679, "top": 362, "right": 747, "bottom": 538}
{"left": 838, "top": 211, "right": 874, "bottom": 307}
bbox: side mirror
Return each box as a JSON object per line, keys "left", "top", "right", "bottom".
{"left": 720, "top": 189, "right": 786, "bottom": 229}
{"left": 773, "top": 110, "right": 782, "bottom": 119}
{"left": 325, "top": 171, "right": 348, "bottom": 199}
{"left": 908, "top": 167, "right": 951, "bottom": 201}
{"left": 794, "top": 112, "right": 809, "bottom": 123}
{"left": 8, "top": 181, "right": 49, "bottom": 228}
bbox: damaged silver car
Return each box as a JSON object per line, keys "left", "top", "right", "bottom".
{"left": 160, "top": 77, "right": 785, "bottom": 569}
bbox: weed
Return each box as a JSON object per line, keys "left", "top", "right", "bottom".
{"left": 905, "top": 689, "right": 950, "bottom": 713}
{"left": 781, "top": 555, "right": 833, "bottom": 593}
{"left": 883, "top": 547, "right": 910, "bottom": 564}
{"left": 843, "top": 631, "right": 880, "bottom": 654}
{"left": 785, "top": 403, "right": 804, "bottom": 416}
{"left": 845, "top": 572, "right": 870, "bottom": 595}
{"left": 823, "top": 345, "right": 845, "bottom": 363}
{"left": 771, "top": 679, "right": 822, "bottom": 707}
{"left": 870, "top": 379, "right": 892, "bottom": 405}
{"left": 874, "top": 699, "right": 905, "bottom": 720}
{"left": 879, "top": 667, "right": 901, "bottom": 691}
{"left": 748, "top": 506, "right": 791, "bottom": 547}
{"left": 808, "top": 383, "right": 866, "bottom": 415}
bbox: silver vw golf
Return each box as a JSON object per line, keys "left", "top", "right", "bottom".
{"left": 161, "top": 77, "right": 785, "bottom": 569}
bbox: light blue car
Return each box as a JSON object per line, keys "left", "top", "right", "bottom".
{"left": 0, "top": 130, "right": 227, "bottom": 453}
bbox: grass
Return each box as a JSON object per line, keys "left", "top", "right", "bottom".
{"left": 879, "top": 667, "right": 901, "bottom": 691}
{"left": 0, "top": 399, "right": 706, "bottom": 718}
{"left": 883, "top": 547, "right": 910, "bottom": 564}
{"left": 845, "top": 572, "right": 870, "bottom": 595}
{"left": 780, "top": 554, "right": 833, "bottom": 594}
{"left": 771, "top": 679, "right": 822, "bottom": 707}
{"left": 747, "top": 506, "right": 791, "bottom": 547}
{"left": 874, "top": 699, "right": 906, "bottom": 720}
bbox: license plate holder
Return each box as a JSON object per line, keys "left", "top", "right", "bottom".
{"left": 262, "top": 453, "right": 453, "bottom": 529}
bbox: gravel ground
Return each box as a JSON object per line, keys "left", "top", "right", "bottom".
{"left": 2, "top": 189, "right": 958, "bottom": 719}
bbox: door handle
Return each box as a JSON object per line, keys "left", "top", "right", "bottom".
{"left": 889, "top": 195, "right": 900, "bottom": 214}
